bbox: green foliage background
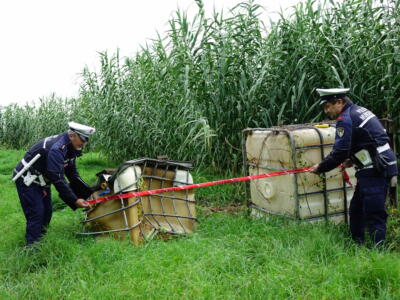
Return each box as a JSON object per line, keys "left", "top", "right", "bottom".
{"left": 1, "top": 0, "right": 399, "bottom": 170}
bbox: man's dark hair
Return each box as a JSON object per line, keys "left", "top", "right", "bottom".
{"left": 328, "top": 95, "right": 350, "bottom": 105}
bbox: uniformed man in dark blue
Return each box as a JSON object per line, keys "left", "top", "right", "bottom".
{"left": 309, "top": 88, "right": 398, "bottom": 247}
{"left": 13, "top": 122, "right": 95, "bottom": 246}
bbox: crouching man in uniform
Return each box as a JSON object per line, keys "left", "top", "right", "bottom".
{"left": 12, "top": 122, "right": 96, "bottom": 246}
{"left": 309, "top": 88, "right": 398, "bottom": 247}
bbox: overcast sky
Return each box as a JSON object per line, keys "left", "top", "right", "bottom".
{"left": 0, "top": 0, "right": 304, "bottom": 106}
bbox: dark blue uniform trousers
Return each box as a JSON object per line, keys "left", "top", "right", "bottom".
{"left": 349, "top": 176, "right": 389, "bottom": 246}
{"left": 16, "top": 181, "right": 52, "bottom": 245}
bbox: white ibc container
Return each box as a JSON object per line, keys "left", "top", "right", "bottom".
{"left": 244, "top": 125, "right": 356, "bottom": 222}
{"left": 113, "top": 165, "right": 142, "bottom": 193}
{"left": 81, "top": 158, "right": 197, "bottom": 244}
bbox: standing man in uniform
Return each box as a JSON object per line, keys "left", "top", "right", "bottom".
{"left": 309, "top": 88, "right": 398, "bottom": 247}
{"left": 13, "top": 122, "right": 96, "bottom": 246}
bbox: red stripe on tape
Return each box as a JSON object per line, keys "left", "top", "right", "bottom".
{"left": 87, "top": 167, "right": 312, "bottom": 205}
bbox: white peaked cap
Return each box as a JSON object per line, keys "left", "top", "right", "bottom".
{"left": 316, "top": 88, "right": 350, "bottom": 97}
{"left": 316, "top": 88, "right": 350, "bottom": 104}
{"left": 68, "top": 121, "right": 96, "bottom": 138}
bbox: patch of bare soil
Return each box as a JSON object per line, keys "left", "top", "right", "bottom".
{"left": 200, "top": 203, "right": 246, "bottom": 215}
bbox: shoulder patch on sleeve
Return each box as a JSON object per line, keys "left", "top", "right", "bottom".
{"left": 337, "top": 127, "right": 345, "bottom": 137}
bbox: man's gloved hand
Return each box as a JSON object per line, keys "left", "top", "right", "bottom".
{"left": 75, "top": 198, "right": 92, "bottom": 208}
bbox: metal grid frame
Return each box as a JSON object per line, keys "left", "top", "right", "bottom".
{"left": 242, "top": 124, "right": 352, "bottom": 222}
{"left": 380, "top": 119, "right": 398, "bottom": 208}
{"left": 79, "top": 158, "right": 197, "bottom": 238}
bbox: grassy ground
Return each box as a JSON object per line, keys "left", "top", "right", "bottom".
{"left": 1, "top": 149, "right": 400, "bottom": 299}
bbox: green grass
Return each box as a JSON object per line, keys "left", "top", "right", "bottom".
{"left": 1, "top": 149, "right": 400, "bottom": 299}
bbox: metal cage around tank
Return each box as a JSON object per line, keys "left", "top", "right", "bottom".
{"left": 242, "top": 120, "right": 398, "bottom": 223}
{"left": 242, "top": 123, "right": 353, "bottom": 223}
{"left": 79, "top": 158, "right": 197, "bottom": 243}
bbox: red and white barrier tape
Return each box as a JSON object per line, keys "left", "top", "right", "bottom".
{"left": 87, "top": 167, "right": 313, "bottom": 205}
{"left": 88, "top": 166, "right": 353, "bottom": 205}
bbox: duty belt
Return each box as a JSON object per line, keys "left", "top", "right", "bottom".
{"left": 355, "top": 143, "right": 397, "bottom": 170}
{"left": 377, "top": 143, "right": 390, "bottom": 153}
{"left": 13, "top": 159, "right": 48, "bottom": 187}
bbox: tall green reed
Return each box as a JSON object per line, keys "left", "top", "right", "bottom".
{"left": 0, "top": 95, "right": 80, "bottom": 149}
{"left": 1, "top": 0, "right": 399, "bottom": 171}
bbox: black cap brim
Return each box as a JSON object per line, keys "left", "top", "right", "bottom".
{"left": 72, "top": 131, "right": 89, "bottom": 142}
{"left": 78, "top": 135, "right": 89, "bottom": 142}
{"left": 319, "top": 93, "right": 347, "bottom": 105}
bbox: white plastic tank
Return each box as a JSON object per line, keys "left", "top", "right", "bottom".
{"left": 113, "top": 165, "right": 142, "bottom": 193}
{"left": 244, "top": 124, "right": 356, "bottom": 222}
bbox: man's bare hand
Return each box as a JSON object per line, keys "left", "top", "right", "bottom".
{"left": 75, "top": 198, "right": 92, "bottom": 208}
{"left": 342, "top": 158, "right": 353, "bottom": 168}
{"left": 309, "top": 164, "right": 320, "bottom": 174}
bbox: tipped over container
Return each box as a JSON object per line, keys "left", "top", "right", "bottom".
{"left": 80, "top": 158, "right": 196, "bottom": 244}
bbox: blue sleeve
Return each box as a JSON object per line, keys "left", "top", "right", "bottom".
{"left": 65, "top": 159, "right": 93, "bottom": 199}
{"left": 65, "top": 159, "right": 79, "bottom": 179}
{"left": 46, "top": 149, "right": 78, "bottom": 210}
{"left": 318, "top": 119, "right": 352, "bottom": 173}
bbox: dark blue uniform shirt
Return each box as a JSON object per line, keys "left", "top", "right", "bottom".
{"left": 318, "top": 101, "right": 398, "bottom": 177}
{"left": 14, "top": 133, "right": 91, "bottom": 209}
